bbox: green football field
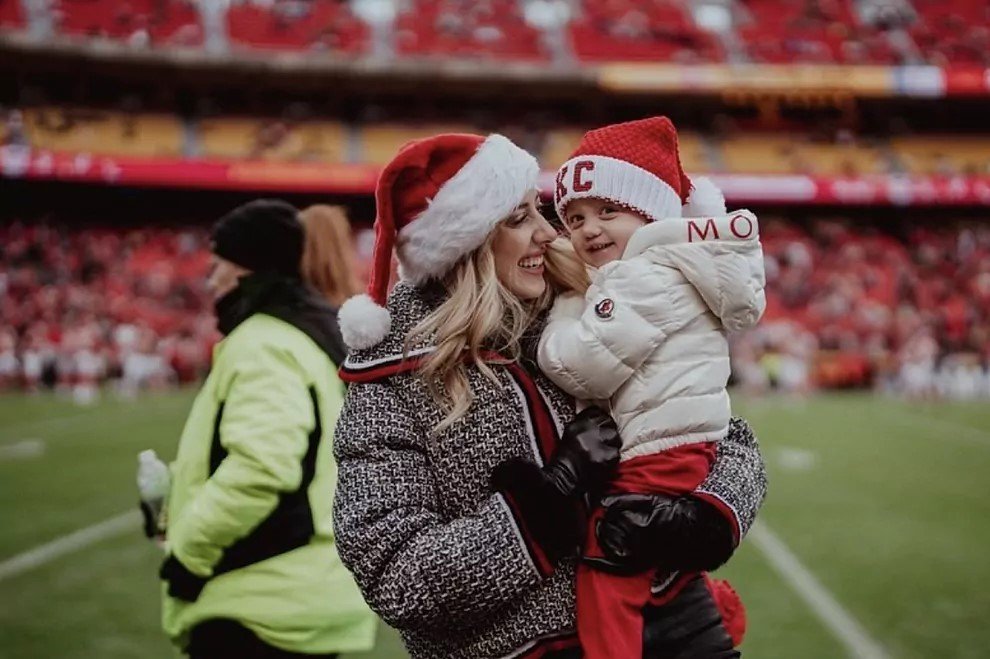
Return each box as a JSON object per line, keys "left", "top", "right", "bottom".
{"left": 1, "top": 389, "right": 988, "bottom": 658}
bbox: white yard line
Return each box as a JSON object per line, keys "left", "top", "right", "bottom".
{"left": 880, "top": 406, "right": 990, "bottom": 448}
{"left": 750, "top": 521, "right": 890, "bottom": 659}
{"left": 0, "top": 439, "right": 45, "bottom": 461}
{"left": 0, "top": 510, "right": 138, "bottom": 583}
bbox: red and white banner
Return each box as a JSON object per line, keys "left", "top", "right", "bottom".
{"left": 708, "top": 173, "right": 990, "bottom": 206}
{"left": 0, "top": 147, "right": 380, "bottom": 193}
{"left": 6, "top": 147, "right": 990, "bottom": 206}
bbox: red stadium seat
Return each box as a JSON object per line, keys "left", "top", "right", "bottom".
{"left": 0, "top": 0, "right": 24, "bottom": 29}
{"left": 225, "top": 0, "right": 369, "bottom": 54}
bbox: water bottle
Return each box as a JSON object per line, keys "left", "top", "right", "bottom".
{"left": 137, "top": 449, "right": 170, "bottom": 543}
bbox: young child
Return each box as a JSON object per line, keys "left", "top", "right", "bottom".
{"left": 539, "top": 117, "right": 766, "bottom": 658}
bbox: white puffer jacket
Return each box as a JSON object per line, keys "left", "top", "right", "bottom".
{"left": 538, "top": 210, "right": 766, "bottom": 461}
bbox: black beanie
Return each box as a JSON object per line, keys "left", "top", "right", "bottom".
{"left": 211, "top": 199, "right": 304, "bottom": 277}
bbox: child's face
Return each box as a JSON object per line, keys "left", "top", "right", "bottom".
{"left": 563, "top": 198, "right": 649, "bottom": 268}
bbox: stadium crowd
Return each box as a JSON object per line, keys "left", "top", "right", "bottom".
{"left": 1, "top": 0, "right": 987, "bottom": 66}
{"left": 732, "top": 216, "right": 990, "bottom": 398}
{"left": 0, "top": 222, "right": 215, "bottom": 402}
{"left": 1, "top": 214, "right": 988, "bottom": 401}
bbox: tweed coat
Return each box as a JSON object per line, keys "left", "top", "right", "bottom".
{"left": 332, "top": 281, "right": 767, "bottom": 659}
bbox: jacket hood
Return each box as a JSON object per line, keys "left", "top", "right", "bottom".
{"left": 620, "top": 211, "right": 765, "bottom": 332}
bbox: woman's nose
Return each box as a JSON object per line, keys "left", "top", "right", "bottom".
{"left": 534, "top": 215, "right": 557, "bottom": 244}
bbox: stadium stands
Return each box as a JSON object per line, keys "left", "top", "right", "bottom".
{"left": 21, "top": 107, "right": 185, "bottom": 158}
{"left": 197, "top": 117, "right": 349, "bottom": 162}
{"left": 0, "top": 0, "right": 23, "bottom": 29}
{"left": 395, "top": 0, "right": 544, "bottom": 60}
{"left": 53, "top": 0, "right": 202, "bottom": 46}
{"left": 890, "top": 136, "right": 990, "bottom": 176}
{"left": 358, "top": 122, "right": 477, "bottom": 164}
{"left": 1, "top": 215, "right": 986, "bottom": 396}
{"left": 909, "top": 0, "right": 990, "bottom": 65}
{"left": 738, "top": 0, "right": 862, "bottom": 64}
{"left": 13, "top": 105, "right": 990, "bottom": 177}
{"left": 732, "top": 216, "right": 990, "bottom": 393}
{"left": 568, "top": 0, "right": 723, "bottom": 63}
{"left": 717, "top": 134, "right": 891, "bottom": 176}
{"left": 225, "top": 0, "right": 368, "bottom": 53}
{"left": 3, "top": 0, "right": 986, "bottom": 65}
{"left": 0, "top": 222, "right": 215, "bottom": 395}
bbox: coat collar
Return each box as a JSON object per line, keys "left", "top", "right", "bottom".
{"left": 218, "top": 273, "right": 348, "bottom": 366}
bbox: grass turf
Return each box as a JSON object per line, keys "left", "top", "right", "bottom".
{"left": 1, "top": 389, "right": 988, "bottom": 658}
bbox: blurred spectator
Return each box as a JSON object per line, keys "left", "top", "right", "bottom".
{"left": 2, "top": 110, "right": 29, "bottom": 147}
{"left": 298, "top": 204, "right": 364, "bottom": 306}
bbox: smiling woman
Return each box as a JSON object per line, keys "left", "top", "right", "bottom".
{"left": 331, "top": 131, "right": 768, "bottom": 659}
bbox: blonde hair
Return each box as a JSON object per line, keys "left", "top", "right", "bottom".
{"left": 299, "top": 204, "right": 363, "bottom": 306}
{"left": 407, "top": 233, "right": 590, "bottom": 432}
{"left": 544, "top": 237, "right": 591, "bottom": 296}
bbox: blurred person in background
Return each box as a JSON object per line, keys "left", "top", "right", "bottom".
{"left": 299, "top": 203, "right": 364, "bottom": 329}
{"left": 119, "top": 327, "right": 173, "bottom": 398}
{"left": 0, "top": 329, "right": 18, "bottom": 389}
{"left": 147, "top": 199, "right": 375, "bottom": 659}
{"left": 332, "top": 133, "right": 767, "bottom": 658}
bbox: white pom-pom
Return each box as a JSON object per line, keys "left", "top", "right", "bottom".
{"left": 683, "top": 177, "right": 726, "bottom": 217}
{"left": 338, "top": 293, "right": 391, "bottom": 351}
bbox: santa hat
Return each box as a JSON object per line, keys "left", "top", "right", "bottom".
{"left": 338, "top": 133, "right": 539, "bottom": 351}
{"left": 553, "top": 116, "right": 725, "bottom": 224}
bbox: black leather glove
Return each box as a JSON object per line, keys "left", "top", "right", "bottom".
{"left": 492, "top": 406, "right": 621, "bottom": 572}
{"left": 160, "top": 554, "right": 209, "bottom": 602}
{"left": 544, "top": 406, "right": 622, "bottom": 498}
{"left": 593, "top": 493, "right": 735, "bottom": 575}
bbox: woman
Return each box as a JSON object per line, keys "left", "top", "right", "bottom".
{"left": 333, "top": 134, "right": 766, "bottom": 658}
{"left": 299, "top": 204, "right": 364, "bottom": 307}
{"left": 153, "top": 199, "right": 376, "bottom": 658}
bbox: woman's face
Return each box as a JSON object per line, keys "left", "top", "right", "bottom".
{"left": 491, "top": 190, "right": 558, "bottom": 301}
{"left": 207, "top": 256, "right": 250, "bottom": 301}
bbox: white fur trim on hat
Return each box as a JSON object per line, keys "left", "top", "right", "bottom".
{"left": 682, "top": 177, "right": 726, "bottom": 217}
{"left": 396, "top": 134, "right": 540, "bottom": 284}
{"left": 338, "top": 293, "right": 392, "bottom": 351}
{"left": 555, "top": 155, "right": 683, "bottom": 224}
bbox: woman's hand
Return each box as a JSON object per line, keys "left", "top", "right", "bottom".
{"left": 492, "top": 405, "right": 620, "bottom": 566}
{"left": 593, "top": 493, "right": 735, "bottom": 575}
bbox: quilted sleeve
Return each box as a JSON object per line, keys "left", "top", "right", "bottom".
{"left": 692, "top": 416, "right": 768, "bottom": 544}
{"left": 332, "top": 380, "right": 551, "bottom": 633}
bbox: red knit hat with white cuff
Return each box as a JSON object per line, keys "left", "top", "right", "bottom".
{"left": 553, "top": 116, "right": 725, "bottom": 224}
{"left": 338, "top": 133, "right": 539, "bottom": 351}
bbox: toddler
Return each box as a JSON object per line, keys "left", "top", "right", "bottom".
{"left": 539, "top": 117, "right": 766, "bottom": 658}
